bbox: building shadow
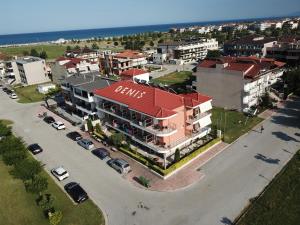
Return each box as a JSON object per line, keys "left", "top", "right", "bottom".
{"left": 220, "top": 217, "right": 233, "bottom": 225}
{"left": 254, "top": 153, "right": 280, "bottom": 164}
{"left": 272, "top": 131, "right": 300, "bottom": 142}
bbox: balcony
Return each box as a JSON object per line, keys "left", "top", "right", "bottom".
{"left": 65, "top": 99, "right": 73, "bottom": 106}
{"left": 61, "top": 84, "right": 70, "bottom": 91}
{"left": 187, "top": 111, "right": 211, "bottom": 124}
{"left": 74, "top": 93, "right": 93, "bottom": 102}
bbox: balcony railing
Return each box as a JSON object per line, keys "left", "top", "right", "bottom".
{"left": 187, "top": 111, "right": 211, "bottom": 124}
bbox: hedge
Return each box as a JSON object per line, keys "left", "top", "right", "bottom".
{"left": 119, "top": 138, "right": 221, "bottom": 176}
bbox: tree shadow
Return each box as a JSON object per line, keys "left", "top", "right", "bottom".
{"left": 220, "top": 217, "right": 233, "bottom": 225}
{"left": 254, "top": 153, "right": 280, "bottom": 164}
{"left": 272, "top": 131, "right": 300, "bottom": 142}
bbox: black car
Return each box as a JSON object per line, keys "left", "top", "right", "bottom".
{"left": 67, "top": 131, "right": 83, "bottom": 141}
{"left": 43, "top": 116, "right": 55, "bottom": 124}
{"left": 92, "top": 148, "right": 110, "bottom": 160}
{"left": 28, "top": 143, "right": 43, "bottom": 155}
{"left": 2, "top": 87, "right": 8, "bottom": 92}
{"left": 64, "top": 182, "right": 88, "bottom": 203}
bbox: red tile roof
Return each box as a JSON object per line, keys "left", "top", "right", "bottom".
{"left": 115, "top": 50, "right": 145, "bottom": 59}
{"left": 121, "top": 69, "right": 148, "bottom": 77}
{"left": 94, "top": 81, "right": 211, "bottom": 118}
{"left": 180, "top": 93, "right": 212, "bottom": 108}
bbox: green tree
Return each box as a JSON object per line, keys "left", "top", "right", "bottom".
{"left": 91, "top": 43, "right": 99, "bottom": 50}
{"left": 12, "top": 159, "right": 42, "bottom": 181}
{"left": 95, "top": 123, "right": 103, "bottom": 134}
{"left": 206, "top": 50, "right": 221, "bottom": 59}
{"left": 2, "top": 149, "right": 27, "bottom": 165}
{"left": 39, "top": 51, "right": 48, "bottom": 59}
{"left": 149, "top": 41, "right": 155, "bottom": 47}
{"left": 30, "top": 49, "right": 39, "bottom": 57}
{"left": 49, "top": 211, "right": 63, "bottom": 225}
{"left": 0, "top": 121, "right": 11, "bottom": 137}
{"left": 0, "top": 136, "right": 25, "bottom": 155}
{"left": 114, "top": 41, "right": 119, "bottom": 46}
{"left": 174, "top": 149, "right": 180, "bottom": 162}
{"left": 110, "top": 133, "right": 125, "bottom": 147}
{"left": 37, "top": 194, "right": 55, "bottom": 212}
{"left": 66, "top": 45, "right": 72, "bottom": 51}
{"left": 25, "top": 174, "right": 48, "bottom": 194}
{"left": 87, "top": 119, "right": 94, "bottom": 132}
{"left": 74, "top": 45, "right": 81, "bottom": 50}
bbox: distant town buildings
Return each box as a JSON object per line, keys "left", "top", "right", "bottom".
{"left": 154, "top": 38, "right": 218, "bottom": 64}
{"left": 99, "top": 50, "right": 147, "bottom": 75}
{"left": 192, "top": 56, "right": 285, "bottom": 111}
{"left": 65, "top": 47, "right": 100, "bottom": 62}
{"left": 224, "top": 35, "right": 277, "bottom": 57}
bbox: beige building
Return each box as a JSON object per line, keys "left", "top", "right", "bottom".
{"left": 12, "top": 56, "right": 50, "bottom": 85}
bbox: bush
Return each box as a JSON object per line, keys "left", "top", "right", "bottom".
{"left": 110, "top": 133, "right": 125, "bottom": 147}
{"left": 12, "top": 159, "right": 42, "bottom": 181}
{"left": 95, "top": 123, "right": 103, "bottom": 134}
{"left": 49, "top": 211, "right": 63, "bottom": 225}
{"left": 25, "top": 175, "right": 48, "bottom": 194}
{"left": 138, "top": 176, "right": 150, "bottom": 188}
{"left": 37, "top": 194, "right": 55, "bottom": 212}
{"left": 87, "top": 119, "right": 94, "bottom": 133}
{"left": 2, "top": 149, "right": 27, "bottom": 165}
{"left": 174, "top": 149, "right": 180, "bottom": 162}
{"left": 0, "top": 136, "right": 26, "bottom": 155}
{"left": 0, "top": 122, "right": 11, "bottom": 137}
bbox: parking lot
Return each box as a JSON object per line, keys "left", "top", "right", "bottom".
{"left": 1, "top": 86, "right": 300, "bottom": 225}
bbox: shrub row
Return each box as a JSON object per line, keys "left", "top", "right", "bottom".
{"left": 0, "top": 121, "right": 62, "bottom": 225}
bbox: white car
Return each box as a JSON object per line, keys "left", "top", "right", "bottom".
{"left": 52, "top": 121, "right": 66, "bottom": 130}
{"left": 10, "top": 93, "right": 18, "bottom": 99}
{"left": 51, "top": 166, "right": 69, "bottom": 181}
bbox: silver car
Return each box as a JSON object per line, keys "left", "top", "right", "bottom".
{"left": 108, "top": 158, "right": 131, "bottom": 174}
{"left": 77, "top": 139, "right": 94, "bottom": 150}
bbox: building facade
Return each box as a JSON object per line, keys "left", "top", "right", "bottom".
{"left": 61, "top": 72, "right": 115, "bottom": 121}
{"left": 224, "top": 36, "right": 277, "bottom": 57}
{"left": 93, "top": 80, "right": 212, "bottom": 159}
{"left": 192, "top": 57, "right": 285, "bottom": 111}
{"left": 120, "top": 68, "right": 149, "bottom": 83}
{"left": 154, "top": 38, "right": 218, "bottom": 64}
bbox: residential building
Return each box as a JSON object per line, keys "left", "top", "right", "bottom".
{"left": 61, "top": 72, "right": 115, "bottom": 121}
{"left": 51, "top": 57, "right": 99, "bottom": 84}
{"left": 120, "top": 68, "right": 149, "bottom": 83}
{"left": 283, "top": 20, "right": 299, "bottom": 30}
{"left": 65, "top": 47, "right": 100, "bottom": 62}
{"left": 154, "top": 38, "right": 218, "bottom": 64}
{"left": 93, "top": 80, "right": 213, "bottom": 161}
{"left": 254, "top": 22, "right": 272, "bottom": 31}
{"left": 99, "top": 50, "right": 147, "bottom": 75}
{"left": 224, "top": 35, "right": 277, "bottom": 57}
{"left": 192, "top": 56, "right": 285, "bottom": 111}
{"left": 266, "top": 36, "right": 300, "bottom": 65}
{"left": 6, "top": 56, "right": 50, "bottom": 85}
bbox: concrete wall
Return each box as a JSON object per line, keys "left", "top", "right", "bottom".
{"left": 194, "top": 68, "right": 244, "bottom": 110}
{"left": 20, "top": 60, "right": 50, "bottom": 85}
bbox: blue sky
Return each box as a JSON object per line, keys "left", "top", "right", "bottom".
{"left": 1, "top": 0, "right": 299, "bottom": 35}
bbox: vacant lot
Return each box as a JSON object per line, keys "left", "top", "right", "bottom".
{"left": 212, "top": 107, "right": 263, "bottom": 143}
{"left": 0, "top": 158, "right": 104, "bottom": 225}
{"left": 152, "top": 71, "right": 193, "bottom": 86}
{"left": 14, "top": 84, "right": 45, "bottom": 103}
{"left": 237, "top": 150, "right": 300, "bottom": 225}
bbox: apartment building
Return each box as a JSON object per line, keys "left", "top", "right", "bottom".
{"left": 99, "top": 50, "right": 147, "bottom": 75}
{"left": 192, "top": 56, "right": 285, "bottom": 111}
{"left": 65, "top": 47, "right": 100, "bottom": 62}
{"left": 154, "top": 38, "right": 218, "bottom": 64}
{"left": 283, "top": 20, "right": 299, "bottom": 30}
{"left": 6, "top": 56, "right": 50, "bottom": 85}
{"left": 61, "top": 72, "right": 115, "bottom": 121}
{"left": 93, "top": 80, "right": 212, "bottom": 160}
{"left": 266, "top": 36, "right": 300, "bottom": 65}
{"left": 51, "top": 57, "right": 99, "bottom": 83}
{"left": 224, "top": 35, "right": 277, "bottom": 57}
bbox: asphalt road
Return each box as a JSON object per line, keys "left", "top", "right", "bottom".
{"left": 0, "top": 89, "right": 299, "bottom": 225}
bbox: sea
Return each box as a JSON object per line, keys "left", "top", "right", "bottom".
{"left": 0, "top": 17, "right": 284, "bottom": 46}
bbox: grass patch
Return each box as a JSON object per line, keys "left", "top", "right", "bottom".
{"left": 0, "top": 119, "right": 13, "bottom": 126}
{"left": 14, "top": 84, "right": 46, "bottom": 103}
{"left": 236, "top": 150, "right": 300, "bottom": 225}
{"left": 212, "top": 107, "right": 263, "bottom": 143}
{"left": 152, "top": 71, "right": 193, "bottom": 86}
{"left": 0, "top": 45, "right": 66, "bottom": 60}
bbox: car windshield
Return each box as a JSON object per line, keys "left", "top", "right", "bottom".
{"left": 30, "top": 144, "right": 39, "bottom": 150}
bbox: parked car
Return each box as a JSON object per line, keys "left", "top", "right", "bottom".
{"left": 2, "top": 87, "right": 8, "bottom": 92}
{"left": 64, "top": 182, "right": 88, "bottom": 203}
{"left": 43, "top": 116, "right": 55, "bottom": 124}
{"left": 92, "top": 148, "right": 110, "bottom": 160}
{"left": 27, "top": 143, "right": 43, "bottom": 155}
{"left": 51, "top": 166, "right": 70, "bottom": 181}
{"left": 67, "top": 131, "right": 82, "bottom": 141}
{"left": 6, "top": 89, "right": 13, "bottom": 95}
{"left": 52, "top": 121, "right": 66, "bottom": 130}
{"left": 107, "top": 158, "right": 131, "bottom": 174}
{"left": 10, "top": 93, "right": 18, "bottom": 99}
{"left": 77, "top": 139, "right": 94, "bottom": 150}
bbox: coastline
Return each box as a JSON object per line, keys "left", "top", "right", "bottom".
{"left": 0, "top": 16, "right": 293, "bottom": 47}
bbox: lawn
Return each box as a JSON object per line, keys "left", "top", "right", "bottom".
{"left": 0, "top": 45, "right": 67, "bottom": 60}
{"left": 236, "top": 150, "right": 300, "bottom": 225}
{"left": 152, "top": 71, "right": 193, "bottom": 86}
{"left": 14, "top": 84, "right": 46, "bottom": 103}
{"left": 211, "top": 107, "right": 263, "bottom": 143}
{"left": 0, "top": 159, "right": 104, "bottom": 225}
